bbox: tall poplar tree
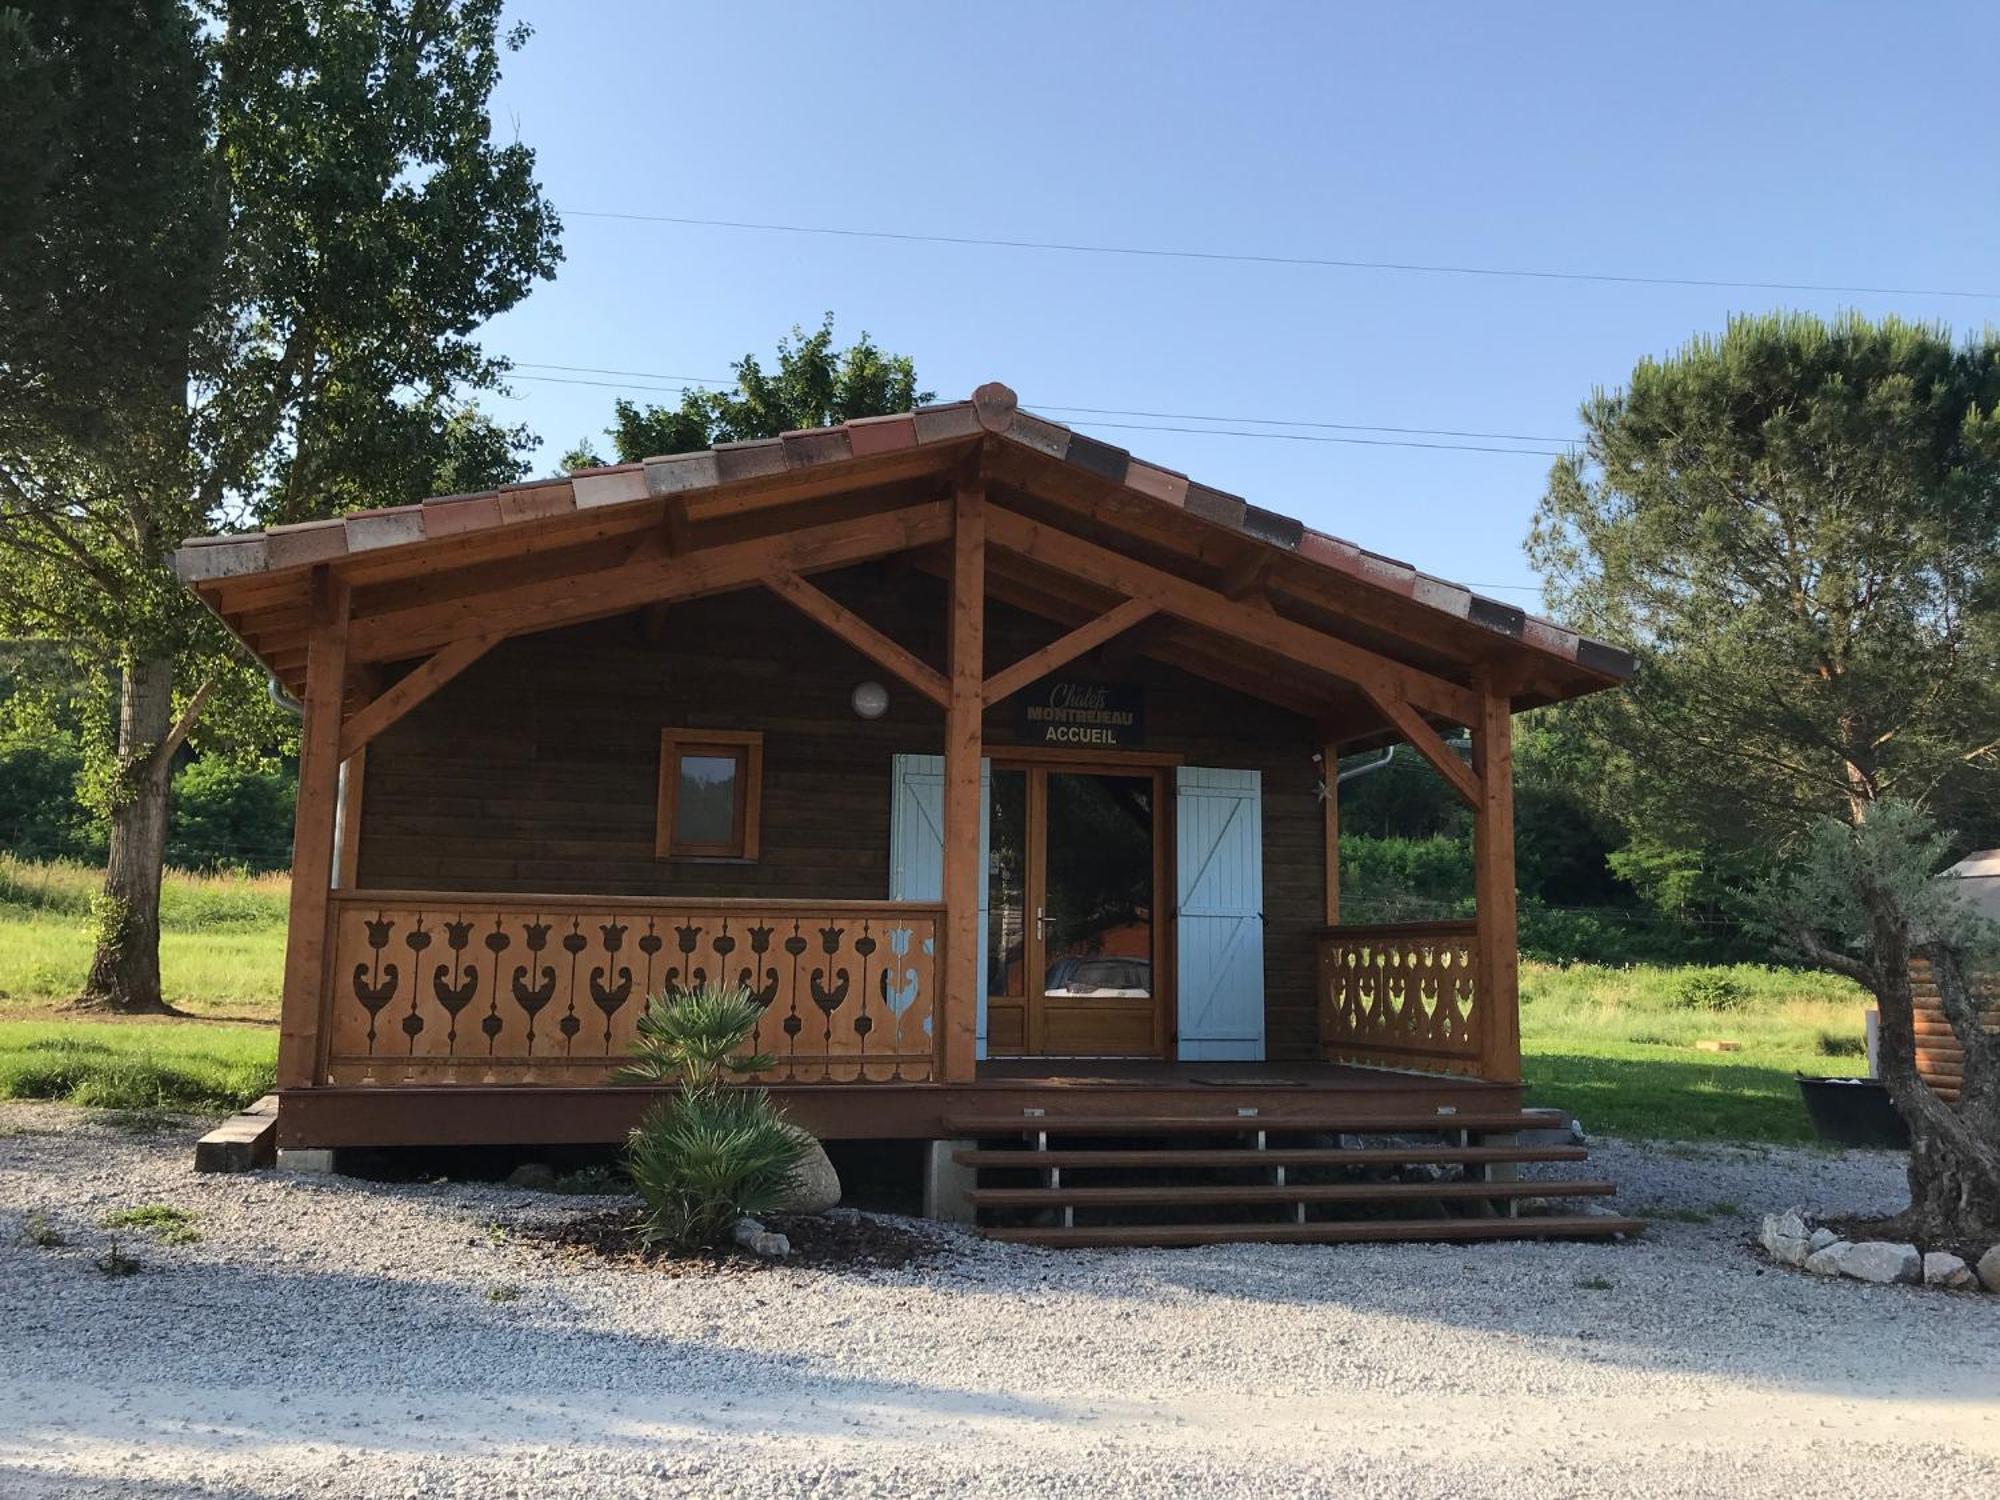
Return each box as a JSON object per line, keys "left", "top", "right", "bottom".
{"left": 0, "top": 1, "right": 560, "bottom": 1010}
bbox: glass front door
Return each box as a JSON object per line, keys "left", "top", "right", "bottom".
{"left": 985, "top": 764, "right": 1164, "bottom": 1058}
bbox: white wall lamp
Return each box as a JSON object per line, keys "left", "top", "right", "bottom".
{"left": 850, "top": 680, "right": 890, "bottom": 720}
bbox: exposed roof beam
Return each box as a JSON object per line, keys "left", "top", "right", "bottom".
{"left": 346, "top": 500, "right": 951, "bottom": 663}
{"left": 982, "top": 598, "right": 1157, "bottom": 707}
{"left": 984, "top": 504, "right": 1479, "bottom": 725}
{"left": 765, "top": 569, "right": 950, "bottom": 707}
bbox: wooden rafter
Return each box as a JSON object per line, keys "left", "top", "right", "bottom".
{"left": 346, "top": 500, "right": 952, "bottom": 662}
{"left": 983, "top": 504, "right": 1480, "bottom": 725}
{"left": 981, "top": 597, "right": 1157, "bottom": 707}
{"left": 764, "top": 570, "right": 950, "bottom": 707}
{"left": 338, "top": 632, "right": 500, "bottom": 762}
{"left": 1359, "top": 685, "right": 1481, "bottom": 809}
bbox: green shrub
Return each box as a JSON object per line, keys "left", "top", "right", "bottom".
{"left": 617, "top": 982, "right": 812, "bottom": 1251}
{"left": 168, "top": 759, "right": 297, "bottom": 874}
{"left": 103, "top": 1204, "right": 200, "bottom": 1245}
{"left": 1671, "top": 969, "right": 1751, "bottom": 1012}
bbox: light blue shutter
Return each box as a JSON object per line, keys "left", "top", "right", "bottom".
{"left": 889, "top": 753, "right": 991, "bottom": 1059}
{"left": 1175, "top": 766, "right": 1265, "bottom": 1061}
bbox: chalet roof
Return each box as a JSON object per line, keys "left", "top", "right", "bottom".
{"left": 173, "top": 382, "right": 1633, "bottom": 731}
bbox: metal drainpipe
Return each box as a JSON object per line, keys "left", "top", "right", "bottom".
{"left": 268, "top": 674, "right": 352, "bottom": 890}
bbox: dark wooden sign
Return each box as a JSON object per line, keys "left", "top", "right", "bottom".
{"left": 1015, "top": 680, "right": 1145, "bottom": 749}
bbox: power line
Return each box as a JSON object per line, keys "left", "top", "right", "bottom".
{"left": 507, "top": 362, "right": 1575, "bottom": 444}
{"left": 560, "top": 208, "right": 2000, "bottom": 302}
{"left": 504, "top": 367, "right": 1571, "bottom": 454}
{"left": 1062, "top": 420, "right": 1564, "bottom": 457}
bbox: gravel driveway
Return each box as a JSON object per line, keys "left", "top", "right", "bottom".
{"left": 3, "top": 1101, "right": 1997, "bottom": 1499}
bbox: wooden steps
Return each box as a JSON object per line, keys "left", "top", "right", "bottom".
{"left": 947, "top": 1105, "right": 1632, "bottom": 1248}
{"left": 954, "top": 1144, "right": 1589, "bottom": 1170}
{"left": 970, "top": 1179, "right": 1615, "bottom": 1209}
{"left": 943, "top": 1108, "right": 1569, "bottom": 1136}
{"left": 983, "top": 1216, "right": 1645, "bottom": 1248}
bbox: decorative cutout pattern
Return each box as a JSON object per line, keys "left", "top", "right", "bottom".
{"left": 327, "top": 893, "right": 942, "bottom": 1085}
{"left": 1318, "top": 921, "right": 1483, "bottom": 1076}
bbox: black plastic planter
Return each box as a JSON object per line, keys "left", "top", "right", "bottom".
{"left": 1796, "top": 1076, "right": 1910, "bottom": 1149}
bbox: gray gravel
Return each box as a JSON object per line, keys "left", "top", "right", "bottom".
{"left": 3, "top": 1101, "right": 1998, "bottom": 1498}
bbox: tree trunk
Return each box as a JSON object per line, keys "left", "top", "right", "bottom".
{"left": 1867, "top": 921, "right": 2000, "bottom": 1241}
{"left": 77, "top": 656, "right": 178, "bottom": 1014}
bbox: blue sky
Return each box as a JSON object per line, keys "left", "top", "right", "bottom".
{"left": 483, "top": 1, "right": 1998, "bottom": 602}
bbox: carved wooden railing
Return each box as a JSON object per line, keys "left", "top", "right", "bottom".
{"left": 1317, "top": 920, "right": 1486, "bottom": 1078}
{"left": 321, "top": 892, "right": 944, "bottom": 1087}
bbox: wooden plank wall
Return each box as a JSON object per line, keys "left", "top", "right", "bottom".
{"left": 356, "top": 562, "right": 1329, "bottom": 1060}
{"left": 1908, "top": 956, "right": 2000, "bottom": 1105}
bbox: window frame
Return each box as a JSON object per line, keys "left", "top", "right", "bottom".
{"left": 656, "top": 729, "right": 763, "bottom": 861}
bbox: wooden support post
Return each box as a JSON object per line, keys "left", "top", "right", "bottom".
{"left": 1470, "top": 668, "right": 1521, "bottom": 1083}
{"left": 940, "top": 466, "right": 986, "bottom": 1084}
{"left": 1322, "top": 739, "right": 1341, "bottom": 927}
{"left": 278, "top": 567, "right": 350, "bottom": 1090}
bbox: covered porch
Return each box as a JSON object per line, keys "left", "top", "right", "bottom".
{"left": 177, "top": 381, "right": 1633, "bottom": 1226}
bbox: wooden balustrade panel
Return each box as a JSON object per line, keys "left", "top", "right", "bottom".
{"left": 1318, "top": 921, "right": 1483, "bottom": 1076}
{"left": 324, "top": 893, "right": 942, "bottom": 1086}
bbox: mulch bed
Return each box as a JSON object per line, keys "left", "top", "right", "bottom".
{"left": 528, "top": 1206, "right": 949, "bottom": 1276}
{"left": 1820, "top": 1212, "right": 1994, "bottom": 1266}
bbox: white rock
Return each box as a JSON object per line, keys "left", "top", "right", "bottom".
{"left": 1836, "top": 1240, "right": 1921, "bottom": 1285}
{"left": 1808, "top": 1227, "right": 1837, "bottom": 1252}
{"left": 1803, "top": 1241, "right": 1850, "bottom": 1276}
{"left": 772, "top": 1127, "right": 841, "bottom": 1214}
{"left": 1978, "top": 1244, "right": 2000, "bottom": 1294}
{"left": 1923, "top": 1252, "right": 1976, "bottom": 1290}
{"left": 1759, "top": 1208, "right": 1812, "bottom": 1266}
{"left": 730, "top": 1216, "right": 790, "bottom": 1257}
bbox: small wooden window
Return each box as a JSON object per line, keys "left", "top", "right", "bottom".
{"left": 657, "top": 730, "right": 762, "bottom": 860}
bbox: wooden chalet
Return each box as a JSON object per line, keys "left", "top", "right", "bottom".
{"left": 177, "top": 382, "right": 1644, "bottom": 1246}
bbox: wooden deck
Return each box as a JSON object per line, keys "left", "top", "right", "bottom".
{"left": 274, "top": 1059, "right": 1527, "bottom": 1148}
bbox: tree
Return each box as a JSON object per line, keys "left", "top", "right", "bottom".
{"left": 1529, "top": 313, "right": 2000, "bottom": 856}
{"left": 0, "top": 2, "right": 559, "bottom": 1010}
{"left": 566, "top": 316, "right": 930, "bottom": 466}
{"left": 1760, "top": 803, "right": 2000, "bottom": 1239}
{"left": 1533, "top": 313, "right": 2000, "bottom": 1236}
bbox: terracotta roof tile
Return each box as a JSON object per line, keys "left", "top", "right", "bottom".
{"left": 1183, "top": 482, "right": 1246, "bottom": 531}
{"left": 1064, "top": 432, "right": 1130, "bottom": 484}
{"left": 912, "top": 402, "right": 980, "bottom": 444}
{"left": 1241, "top": 505, "right": 1303, "bottom": 551}
{"left": 643, "top": 450, "right": 720, "bottom": 496}
{"left": 844, "top": 412, "right": 918, "bottom": 456}
{"left": 780, "top": 426, "right": 853, "bottom": 468}
{"left": 712, "top": 438, "right": 787, "bottom": 484}
{"left": 1124, "top": 460, "right": 1189, "bottom": 507}
{"left": 572, "top": 468, "right": 651, "bottom": 510}
{"left": 263, "top": 519, "right": 349, "bottom": 570}
{"left": 344, "top": 506, "right": 425, "bottom": 552}
{"left": 1003, "top": 409, "right": 1070, "bottom": 459}
{"left": 421, "top": 492, "right": 503, "bottom": 537}
{"left": 496, "top": 482, "right": 574, "bottom": 525}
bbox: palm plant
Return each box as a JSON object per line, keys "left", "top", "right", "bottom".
{"left": 616, "top": 982, "right": 811, "bottom": 1249}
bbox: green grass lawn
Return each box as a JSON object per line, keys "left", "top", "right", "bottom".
{"left": 1520, "top": 961, "right": 1870, "bottom": 1143}
{"left": 0, "top": 1020, "right": 275, "bottom": 1113}
{"left": 0, "top": 857, "right": 1876, "bottom": 1141}
{"left": 0, "top": 855, "right": 285, "bottom": 1018}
